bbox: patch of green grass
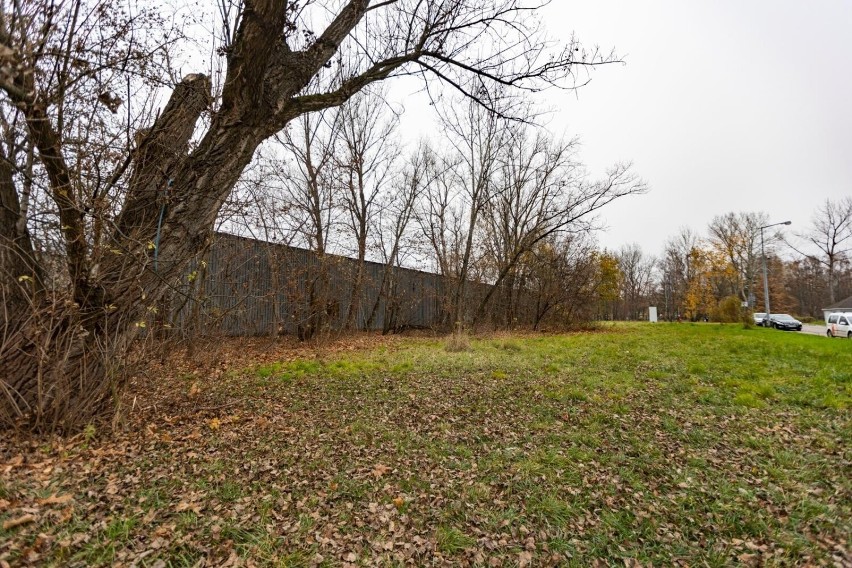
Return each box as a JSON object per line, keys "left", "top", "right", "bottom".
{"left": 436, "top": 526, "right": 476, "bottom": 553}
{"left": 494, "top": 339, "right": 522, "bottom": 351}
{"left": 528, "top": 494, "right": 575, "bottom": 526}
{"left": 105, "top": 516, "right": 137, "bottom": 542}
{"left": 255, "top": 362, "right": 284, "bottom": 378}
{"left": 279, "top": 359, "right": 323, "bottom": 381}
{"left": 732, "top": 391, "right": 763, "bottom": 408}
{"left": 215, "top": 480, "right": 243, "bottom": 502}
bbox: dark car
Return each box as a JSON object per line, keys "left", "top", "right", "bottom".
{"left": 767, "top": 313, "right": 802, "bottom": 331}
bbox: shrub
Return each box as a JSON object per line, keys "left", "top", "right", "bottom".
{"left": 714, "top": 295, "right": 742, "bottom": 324}
{"left": 445, "top": 323, "right": 471, "bottom": 353}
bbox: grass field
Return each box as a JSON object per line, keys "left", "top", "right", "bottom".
{"left": 1, "top": 323, "right": 850, "bottom": 566}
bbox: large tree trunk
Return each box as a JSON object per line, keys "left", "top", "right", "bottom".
{"left": 0, "top": 74, "right": 259, "bottom": 430}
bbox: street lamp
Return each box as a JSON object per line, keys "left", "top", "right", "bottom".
{"left": 760, "top": 220, "right": 791, "bottom": 323}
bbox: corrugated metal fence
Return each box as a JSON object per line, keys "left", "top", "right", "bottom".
{"left": 166, "top": 233, "right": 478, "bottom": 336}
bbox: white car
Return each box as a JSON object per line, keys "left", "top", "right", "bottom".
{"left": 826, "top": 312, "right": 852, "bottom": 338}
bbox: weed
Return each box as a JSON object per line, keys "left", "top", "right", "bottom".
{"left": 444, "top": 327, "right": 471, "bottom": 352}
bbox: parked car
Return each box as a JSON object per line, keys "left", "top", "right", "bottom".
{"left": 766, "top": 314, "right": 802, "bottom": 331}
{"left": 753, "top": 312, "right": 767, "bottom": 326}
{"left": 826, "top": 312, "right": 852, "bottom": 338}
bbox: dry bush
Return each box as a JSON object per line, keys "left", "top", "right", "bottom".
{"left": 713, "top": 295, "right": 743, "bottom": 324}
{"left": 444, "top": 324, "right": 471, "bottom": 352}
{"left": 0, "top": 293, "right": 146, "bottom": 434}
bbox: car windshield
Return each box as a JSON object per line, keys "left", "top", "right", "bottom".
{"left": 774, "top": 314, "right": 795, "bottom": 321}
{"left": 755, "top": 313, "right": 766, "bottom": 317}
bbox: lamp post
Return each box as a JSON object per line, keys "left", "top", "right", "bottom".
{"left": 759, "top": 220, "right": 791, "bottom": 324}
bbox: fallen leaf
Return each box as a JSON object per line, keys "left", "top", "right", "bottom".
{"left": 37, "top": 494, "right": 73, "bottom": 506}
{"left": 55, "top": 507, "right": 74, "bottom": 524}
{"left": 3, "top": 514, "right": 36, "bottom": 530}
{"left": 371, "top": 464, "right": 390, "bottom": 479}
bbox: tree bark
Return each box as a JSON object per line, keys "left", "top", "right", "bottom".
{"left": 0, "top": 143, "right": 43, "bottom": 315}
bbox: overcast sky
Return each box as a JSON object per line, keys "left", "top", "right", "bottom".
{"left": 397, "top": 0, "right": 852, "bottom": 255}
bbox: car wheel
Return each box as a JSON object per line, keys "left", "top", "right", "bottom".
{"left": 848, "top": 331, "right": 852, "bottom": 339}
{"left": 827, "top": 330, "right": 833, "bottom": 338}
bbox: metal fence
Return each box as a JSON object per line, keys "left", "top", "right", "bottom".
{"left": 166, "top": 233, "right": 462, "bottom": 336}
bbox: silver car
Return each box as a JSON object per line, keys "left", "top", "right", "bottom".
{"left": 826, "top": 312, "right": 852, "bottom": 338}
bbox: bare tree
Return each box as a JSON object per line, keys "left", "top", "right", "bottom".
{"left": 783, "top": 256, "right": 827, "bottom": 318}
{"left": 617, "top": 243, "right": 655, "bottom": 320}
{"left": 792, "top": 197, "right": 852, "bottom": 304}
{"left": 0, "top": 113, "right": 41, "bottom": 310}
{"left": 477, "top": 125, "right": 577, "bottom": 325}
{"left": 368, "top": 143, "right": 432, "bottom": 332}
{"left": 334, "top": 88, "right": 399, "bottom": 329}
{"left": 660, "top": 227, "right": 700, "bottom": 319}
{"left": 0, "top": 0, "right": 181, "bottom": 429}
{"left": 276, "top": 111, "right": 341, "bottom": 339}
{"left": 440, "top": 97, "right": 507, "bottom": 326}
{"left": 473, "top": 124, "right": 647, "bottom": 324}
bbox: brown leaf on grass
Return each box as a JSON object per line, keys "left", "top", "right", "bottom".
{"left": 149, "top": 536, "right": 168, "bottom": 550}
{"left": 3, "top": 514, "right": 36, "bottom": 530}
{"left": 371, "top": 464, "right": 390, "bottom": 479}
{"left": 37, "top": 494, "right": 73, "bottom": 506}
{"left": 53, "top": 507, "right": 74, "bottom": 524}
{"left": 175, "top": 501, "right": 202, "bottom": 513}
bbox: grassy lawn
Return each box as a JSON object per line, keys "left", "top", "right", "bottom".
{"left": 1, "top": 324, "right": 850, "bottom": 566}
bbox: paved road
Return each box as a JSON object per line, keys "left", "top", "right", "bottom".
{"left": 800, "top": 324, "right": 825, "bottom": 337}
{"left": 762, "top": 324, "right": 844, "bottom": 338}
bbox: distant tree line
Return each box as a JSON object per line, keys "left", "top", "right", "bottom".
{"left": 596, "top": 199, "right": 852, "bottom": 322}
